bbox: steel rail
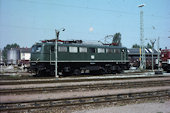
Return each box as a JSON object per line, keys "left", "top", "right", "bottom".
{"left": 0, "top": 90, "right": 170, "bottom": 112}
{"left": 0, "top": 75, "right": 169, "bottom": 85}
{"left": 0, "top": 80, "right": 170, "bottom": 95}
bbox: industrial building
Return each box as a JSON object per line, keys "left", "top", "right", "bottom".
{"left": 7, "top": 48, "right": 31, "bottom": 65}
{"left": 128, "top": 48, "right": 158, "bottom": 69}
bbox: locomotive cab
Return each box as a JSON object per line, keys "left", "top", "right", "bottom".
{"left": 30, "top": 43, "right": 53, "bottom": 76}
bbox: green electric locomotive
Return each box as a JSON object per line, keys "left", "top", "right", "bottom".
{"left": 30, "top": 39, "right": 129, "bottom": 76}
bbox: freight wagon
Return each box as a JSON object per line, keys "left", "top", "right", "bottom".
{"left": 161, "top": 49, "right": 170, "bottom": 72}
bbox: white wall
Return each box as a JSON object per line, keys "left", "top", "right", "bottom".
{"left": 20, "top": 53, "right": 31, "bottom": 60}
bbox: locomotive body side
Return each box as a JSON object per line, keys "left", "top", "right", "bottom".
{"left": 30, "top": 42, "right": 129, "bottom": 76}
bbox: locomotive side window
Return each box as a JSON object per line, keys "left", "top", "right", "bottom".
{"left": 89, "top": 48, "right": 96, "bottom": 53}
{"left": 106, "top": 48, "right": 113, "bottom": 53}
{"left": 69, "top": 46, "right": 78, "bottom": 53}
{"left": 98, "top": 48, "right": 105, "bottom": 53}
{"left": 114, "top": 49, "right": 120, "bottom": 53}
{"left": 32, "top": 45, "right": 42, "bottom": 52}
{"left": 58, "top": 46, "right": 67, "bottom": 52}
{"left": 79, "top": 47, "right": 87, "bottom": 53}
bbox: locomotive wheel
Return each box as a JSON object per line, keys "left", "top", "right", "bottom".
{"left": 106, "top": 69, "right": 113, "bottom": 74}
{"left": 62, "top": 71, "right": 73, "bottom": 76}
{"left": 116, "top": 66, "right": 122, "bottom": 73}
{"left": 90, "top": 70, "right": 98, "bottom": 75}
{"left": 107, "top": 70, "right": 116, "bottom": 74}
{"left": 37, "top": 70, "right": 47, "bottom": 76}
{"left": 73, "top": 69, "right": 81, "bottom": 75}
{"left": 99, "top": 69, "right": 106, "bottom": 75}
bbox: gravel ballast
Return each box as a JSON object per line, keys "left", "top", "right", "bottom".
{"left": 1, "top": 86, "right": 170, "bottom": 103}
{"left": 73, "top": 101, "right": 170, "bottom": 113}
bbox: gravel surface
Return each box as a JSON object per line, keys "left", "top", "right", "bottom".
{"left": 1, "top": 77, "right": 170, "bottom": 89}
{"left": 1, "top": 86, "right": 170, "bottom": 103}
{"left": 73, "top": 101, "right": 170, "bottom": 113}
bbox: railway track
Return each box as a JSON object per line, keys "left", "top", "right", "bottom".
{"left": 0, "top": 72, "right": 151, "bottom": 80}
{"left": 0, "top": 89, "right": 169, "bottom": 112}
{"left": 1, "top": 80, "right": 170, "bottom": 95}
{"left": 0, "top": 75, "right": 169, "bottom": 85}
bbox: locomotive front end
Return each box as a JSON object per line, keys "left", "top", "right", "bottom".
{"left": 30, "top": 43, "right": 44, "bottom": 74}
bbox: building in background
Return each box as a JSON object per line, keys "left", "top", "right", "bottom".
{"left": 128, "top": 48, "right": 158, "bottom": 69}
{"left": 7, "top": 48, "right": 31, "bottom": 65}
{"left": 7, "top": 48, "right": 20, "bottom": 65}
{"left": 19, "top": 48, "right": 31, "bottom": 65}
{"left": 0, "top": 49, "right": 3, "bottom": 65}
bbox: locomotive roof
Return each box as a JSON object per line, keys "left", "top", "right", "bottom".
{"left": 34, "top": 42, "right": 127, "bottom": 49}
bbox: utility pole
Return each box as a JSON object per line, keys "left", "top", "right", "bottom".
{"left": 157, "top": 37, "right": 160, "bottom": 70}
{"left": 55, "top": 28, "right": 65, "bottom": 78}
{"left": 155, "top": 37, "right": 163, "bottom": 74}
{"left": 150, "top": 39, "right": 156, "bottom": 71}
{"left": 138, "top": 4, "right": 146, "bottom": 70}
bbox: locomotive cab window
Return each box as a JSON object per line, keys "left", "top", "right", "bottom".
{"left": 58, "top": 46, "right": 67, "bottom": 52}
{"left": 69, "top": 46, "right": 78, "bottom": 53}
{"left": 32, "top": 45, "right": 42, "bottom": 53}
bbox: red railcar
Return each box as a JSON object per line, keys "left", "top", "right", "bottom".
{"left": 161, "top": 49, "right": 170, "bottom": 72}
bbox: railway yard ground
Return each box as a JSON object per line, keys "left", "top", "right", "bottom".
{"left": 0, "top": 66, "right": 170, "bottom": 113}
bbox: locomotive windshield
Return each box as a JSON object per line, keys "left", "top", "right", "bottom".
{"left": 32, "top": 45, "right": 42, "bottom": 53}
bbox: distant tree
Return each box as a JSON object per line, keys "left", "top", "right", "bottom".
{"left": 112, "top": 32, "right": 121, "bottom": 46}
{"left": 146, "top": 43, "right": 152, "bottom": 49}
{"left": 2, "top": 43, "right": 20, "bottom": 62}
{"left": 132, "top": 44, "right": 140, "bottom": 48}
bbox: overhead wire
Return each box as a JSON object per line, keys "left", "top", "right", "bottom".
{"left": 12, "top": 0, "right": 170, "bottom": 19}
{"left": 0, "top": 0, "right": 169, "bottom": 34}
